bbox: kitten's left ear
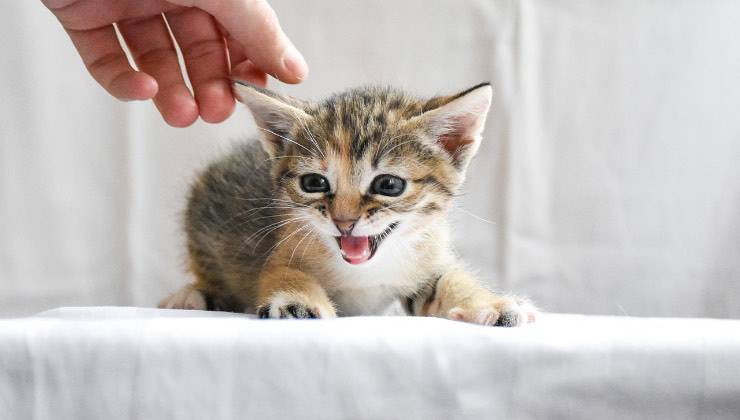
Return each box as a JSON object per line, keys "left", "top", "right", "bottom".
{"left": 413, "top": 83, "right": 493, "bottom": 171}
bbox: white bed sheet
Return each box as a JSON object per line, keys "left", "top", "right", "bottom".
{"left": 1, "top": 307, "right": 739, "bottom": 420}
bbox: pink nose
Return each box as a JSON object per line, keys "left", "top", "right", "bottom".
{"left": 333, "top": 219, "right": 357, "bottom": 235}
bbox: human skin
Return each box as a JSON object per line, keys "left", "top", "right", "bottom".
{"left": 41, "top": 0, "right": 309, "bottom": 127}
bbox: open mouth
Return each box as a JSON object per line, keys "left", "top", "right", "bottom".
{"left": 335, "top": 222, "right": 399, "bottom": 265}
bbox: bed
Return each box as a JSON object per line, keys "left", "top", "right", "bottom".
{"left": 1, "top": 307, "right": 738, "bottom": 419}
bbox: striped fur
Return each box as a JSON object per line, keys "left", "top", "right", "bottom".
{"left": 159, "top": 83, "right": 537, "bottom": 326}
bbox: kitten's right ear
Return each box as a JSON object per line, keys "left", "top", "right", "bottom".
{"left": 233, "top": 81, "right": 311, "bottom": 157}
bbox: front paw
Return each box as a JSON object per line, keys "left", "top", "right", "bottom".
{"left": 256, "top": 294, "right": 335, "bottom": 319}
{"left": 158, "top": 284, "right": 207, "bottom": 310}
{"left": 447, "top": 297, "right": 538, "bottom": 327}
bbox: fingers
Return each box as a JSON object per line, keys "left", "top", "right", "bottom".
{"left": 65, "top": 25, "right": 157, "bottom": 101}
{"left": 165, "top": 8, "right": 234, "bottom": 124}
{"left": 168, "top": 0, "right": 308, "bottom": 83}
{"left": 220, "top": 26, "right": 268, "bottom": 87}
{"left": 53, "top": 0, "right": 301, "bottom": 126}
{"left": 117, "top": 15, "right": 198, "bottom": 127}
{"left": 231, "top": 59, "right": 268, "bottom": 88}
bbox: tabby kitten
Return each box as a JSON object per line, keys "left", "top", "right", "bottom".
{"left": 159, "top": 81, "right": 537, "bottom": 326}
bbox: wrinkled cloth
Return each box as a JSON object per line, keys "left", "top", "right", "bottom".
{"left": 1, "top": 307, "right": 739, "bottom": 419}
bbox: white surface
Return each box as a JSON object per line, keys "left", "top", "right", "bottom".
{"left": 1, "top": 1, "right": 740, "bottom": 317}
{"left": 0, "top": 307, "right": 739, "bottom": 420}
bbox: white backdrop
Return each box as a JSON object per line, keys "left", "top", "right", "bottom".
{"left": 1, "top": 0, "right": 739, "bottom": 318}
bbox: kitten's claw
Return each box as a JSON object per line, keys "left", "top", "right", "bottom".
{"left": 447, "top": 297, "right": 538, "bottom": 327}
{"left": 257, "top": 302, "right": 319, "bottom": 319}
{"left": 257, "top": 294, "right": 332, "bottom": 319}
{"left": 157, "top": 284, "right": 207, "bottom": 310}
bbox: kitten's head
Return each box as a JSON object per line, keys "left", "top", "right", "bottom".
{"left": 235, "top": 82, "right": 492, "bottom": 266}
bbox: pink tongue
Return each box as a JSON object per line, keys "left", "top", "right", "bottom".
{"left": 339, "top": 235, "right": 371, "bottom": 264}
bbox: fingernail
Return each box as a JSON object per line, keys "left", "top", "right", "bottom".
{"left": 282, "top": 44, "right": 308, "bottom": 81}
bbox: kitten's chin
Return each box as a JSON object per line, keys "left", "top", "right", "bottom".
{"left": 335, "top": 222, "right": 400, "bottom": 265}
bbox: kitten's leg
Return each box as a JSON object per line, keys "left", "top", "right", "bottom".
{"left": 157, "top": 249, "right": 229, "bottom": 311}
{"left": 409, "top": 266, "right": 538, "bottom": 327}
{"left": 158, "top": 283, "right": 207, "bottom": 310}
{"left": 256, "top": 267, "right": 336, "bottom": 319}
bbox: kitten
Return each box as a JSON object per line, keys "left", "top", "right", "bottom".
{"left": 159, "top": 81, "right": 537, "bottom": 326}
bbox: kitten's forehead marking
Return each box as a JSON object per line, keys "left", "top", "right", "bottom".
{"left": 310, "top": 87, "right": 420, "bottom": 164}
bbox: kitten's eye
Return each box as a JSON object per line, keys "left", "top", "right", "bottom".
{"left": 300, "top": 173, "right": 330, "bottom": 193}
{"left": 371, "top": 174, "right": 406, "bottom": 197}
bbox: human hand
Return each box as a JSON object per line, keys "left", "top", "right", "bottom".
{"left": 42, "top": 0, "right": 308, "bottom": 127}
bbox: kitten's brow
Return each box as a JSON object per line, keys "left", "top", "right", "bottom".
{"left": 295, "top": 114, "right": 325, "bottom": 159}
{"left": 377, "top": 137, "right": 418, "bottom": 162}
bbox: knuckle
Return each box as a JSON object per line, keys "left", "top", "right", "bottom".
{"left": 181, "top": 39, "right": 224, "bottom": 62}
{"left": 135, "top": 47, "right": 176, "bottom": 67}
{"left": 87, "top": 52, "right": 124, "bottom": 73}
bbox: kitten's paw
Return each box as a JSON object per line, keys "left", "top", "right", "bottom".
{"left": 157, "top": 284, "right": 207, "bottom": 310}
{"left": 256, "top": 293, "right": 336, "bottom": 319}
{"left": 447, "top": 297, "right": 538, "bottom": 327}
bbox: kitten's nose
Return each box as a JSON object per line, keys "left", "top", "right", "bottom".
{"left": 333, "top": 218, "right": 358, "bottom": 235}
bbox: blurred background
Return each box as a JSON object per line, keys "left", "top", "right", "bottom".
{"left": 1, "top": 0, "right": 739, "bottom": 318}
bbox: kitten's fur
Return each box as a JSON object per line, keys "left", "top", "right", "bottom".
{"left": 159, "top": 82, "right": 537, "bottom": 326}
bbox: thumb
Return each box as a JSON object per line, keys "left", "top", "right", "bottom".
{"left": 168, "top": 0, "right": 308, "bottom": 83}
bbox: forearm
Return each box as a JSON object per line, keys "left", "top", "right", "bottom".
{"left": 406, "top": 264, "right": 536, "bottom": 327}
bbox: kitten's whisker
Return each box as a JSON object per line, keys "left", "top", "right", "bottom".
{"left": 248, "top": 215, "right": 309, "bottom": 242}
{"left": 215, "top": 205, "right": 297, "bottom": 234}
{"left": 378, "top": 202, "right": 410, "bottom": 214}
{"left": 299, "top": 229, "right": 319, "bottom": 264}
{"left": 377, "top": 133, "right": 409, "bottom": 158}
{"left": 296, "top": 114, "right": 323, "bottom": 157}
{"left": 262, "top": 223, "right": 312, "bottom": 263}
{"left": 295, "top": 115, "right": 325, "bottom": 159}
{"left": 227, "top": 202, "right": 310, "bottom": 228}
{"left": 257, "top": 127, "right": 317, "bottom": 157}
{"left": 239, "top": 220, "right": 295, "bottom": 250}
{"left": 234, "top": 216, "right": 310, "bottom": 259}
{"left": 226, "top": 206, "right": 301, "bottom": 230}
{"left": 227, "top": 202, "right": 306, "bottom": 220}
{"left": 264, "top": 155, "right": 311, "bottom": 163}
{"left": 453, "top": 205, "right": 497, "bottom": 225}
{"left": 235, "top": 197, "right": 311, "bottom": 208}
{"left": 234, "top": 205, "right": 300, "bottom": 218}
{"left": 250, "top": 211, "right": 306, "bottom": 221}
{"left": 380, "top": 138, "right": 418, "bottom": 159}
{"left": 250, "top": 216, "right": 313, "bottom": 250}
{"left": 244, "top": 215, "right": 309, "bottom": 244}
{"left": 288, "top": 226, "right": 315, "bottom": 267}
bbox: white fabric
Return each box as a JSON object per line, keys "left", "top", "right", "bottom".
{"left": 2, "top": 1, "right": 740, "bottom": 317}
{"left": 1, "top": 307, "right": 739, "bottom": 419}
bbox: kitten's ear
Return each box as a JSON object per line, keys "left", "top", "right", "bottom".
{"left": 233, "top": 81, "right": 311, "bottom": 157}
{"left": 413, "top": 83, "right": 493, "bottom": 171}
